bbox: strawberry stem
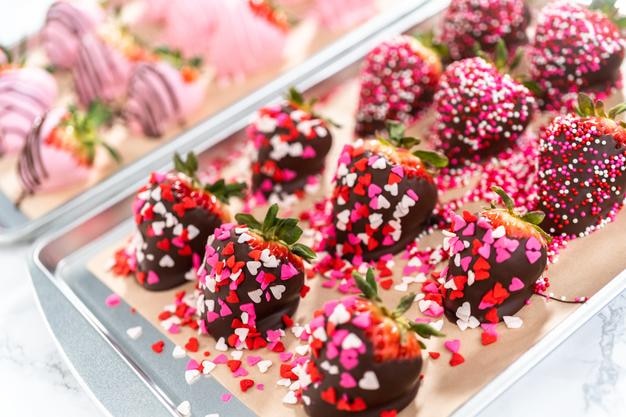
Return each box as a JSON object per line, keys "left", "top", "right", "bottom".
{"left": 490, "top": 186, "right": 552, "bottom": 243}
{"left": 352, "top": 268, "right": 444, "bottom": 343}
{"left": 234, "top": 204, "right": 316, "bottom": 261}
{"left": 285, "top": 87, "right": 340, "bottom": 128}
{"left": 379, "top": 121, "right": 449, "bottom": 169}
{"left": 173, "top": 152, "right": 246, "bottom": 203}
{"left": 413, "top": 31, "right": 449, "bottom": 61}
{"left": 576, "top": 93, "right": 626, "bottom": 121}
{"left": 153, "top": 46, "right": 203, "bottom": 69}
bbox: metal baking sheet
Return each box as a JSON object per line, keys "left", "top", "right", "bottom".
{"left": 0, "top": 0, "right": 433, "bottom": 244}
{"left": 28, "top": 1, "right": 626, "bottom": 416}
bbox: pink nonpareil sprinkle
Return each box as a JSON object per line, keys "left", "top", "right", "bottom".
{"left": 105, "top": 293, "right": 121, "bottom": 308}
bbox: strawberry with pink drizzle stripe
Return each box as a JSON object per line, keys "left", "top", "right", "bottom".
{"left": 355, "top": 35, "right": 442, "bottom": 138}
{"left": 300, "top": 269, "right": 442, "bottom": 417}
{"left": 125, "top": 47, "right": 207, "bottom": 138}
{"left": 40, "top": 0, "right": 104, "bottom": 70}
{"left": 0, "top": 52, "right": 58, "bottom": 155}
{"left": 17, "top": 102, "right": 119, "bottom": 201}
{"left": 436, "top": 0, "right": 530, "bottom": 61}
{"left": 198, "top": 204, "right": 315, "bottom": 349}
{"left": 537, "top": 94, "right": 626, "bottom": 238}
{"left": 130, "top": 152, "right": 245, "bottom": 291}
{"left": 248, "top": 88, "right": 333, "bottom": 202}
{"left": 442, "top": 187, "right": 549, "bottom": 327}
{"left": 528, "top": 1, "right": 626, "bottom": 111}
{"left": 433, "top": 53, "right": 535, "bottom": 167}
{"left": 330, "top": 122, "right": 447, "bottom": 261}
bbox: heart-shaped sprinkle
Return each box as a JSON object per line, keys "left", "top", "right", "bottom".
{"left": 508, "top": 277, "right": 525, "bottom": 292}
{"left": 339, "top": 372, "right": 357, "bottom": 388}
{"left": 358, "top": 371, "right": 380, "bottom": 390}
{"left": 176, "top": 401, "right": 191, "bottom": 417}
{"left": 444, "top": 339, "right": 461, "bottom": 354}
{"left": 126, "top": 326, "right": 142, "bottom": 340}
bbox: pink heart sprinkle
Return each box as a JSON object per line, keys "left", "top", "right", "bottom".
{"left": 213, "top": 354, "right": 228, "bottom": 364}
{"left": 247, "top": 356, "right": 262, "bottom": 366}
{"left": 452, "top": 215, "right": 467, "bottom": 232}
{"left": 339, "top": 349, "right": 359, "bottom": 370}
{"left": 477, "top": 243, "right": 491, "bottom": 260}
{"left": 233, "top": 367, "right": 248, "bottom": 377}
{"left": 526, "top": 236, "right": 541, "bottom": 251}
{"left": 221, "top": 393, "right": 232, "bottom": 403}
{"left": 302, "top": 146, "right": 316, "bottom": 159}
{"left": 279, "top": 352, "right": 293, "bottom": 362}
{"left": 147, "top": 271, "right": 160, "bottom": 285}
{"left": 351, "top": 313, "right": 372, "bottom": 329}
{"left": 462, "top": 223, "right": 475, "bottom": 236}
{"left": 509, "top": 277, "right": 525, "bottom": 292}
{"left": 444, "top": 339, "right": 461, "bottom": 354}
{"left": 105, "top": 293, "right": 120, "bottom": 308}
{"left": 339, "top": 372, "right": 357, "bottom": 389}
{"left": 186, "top": 359, "right": 200, "bottom": 371}
{"left": 326, "top": 342, "right": 339, "bottom": 360}
{"left": 495, "top": 248, "right": 512, "bottom": 263}
{"left": 526, "top": 250, "right": 542, "bottom": 264}
{"left": 368, "top": 183, "right": 382, "bottom": 198}
{"left": 460, "top": 256, "right": 472, "bottom": 272}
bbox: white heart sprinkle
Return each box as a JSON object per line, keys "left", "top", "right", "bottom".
{"left": 159, "top": 255, "right": 175, "bottom": 268}
{"left": 341, "top": 333, "right": 363, "bottom": 350}
{"left": 358, "top": 371, "right": 380, "bottom": 390}
{"left": 295, "top": 344, "right": 310, "bottom": 356}
{"left": 503, "top": 316, "right": 523, "bottom": 329}
{"left": 126, "top": 326, "right": 142, "bottom": 340}
{"left": 248, "top": 289, "right": 263, "bottom": 304}
{"left": 257, "top": 360, "right": 273, "bottom": 373}
{"left": 172, "top": 345, "right": 186, "bottom": 359}
{"left": 202, "top": 360, "right": 216, "bottom": 374}
{"left": 234, "top": 328, "right": 249, "bottom": 343}
{"left": 152, "top": 202, "right": 166, "bottom": 215}
{"left": 371, "top": 157, "right": 386, "bottom": 170}
{"left": 185, "top": 369, "right": 201, "bottom": 385}
{"left": 187, "top": 225, "right": 200, "bottom": 240}
{"left": 215, "top": 337, "right": 228, "bottom": 351}
{"left": 150, "top": 186, "right": 162, "bottom": 202}
{"left": 328, "top": 304, "right": 350, "bottom": 325}
{"left": 176, "top": 401, "right": 191, "bottom": 417}
{"left": 247, "top": 261, "right": 262, "bottom": 275}
{"left": 282, "top": 390, "right": 298, "bottom": 405}
{"left": 456, "top": 302, "right": 471, "bottom": 322}
{"left": 492, "top": 225, "right": 506, "bottom": 239}
{"left": 270, "top": 285, "right": 286, "bottom": 300}
{"left": 173, "top": 223, "right": 183, "bottom": 236}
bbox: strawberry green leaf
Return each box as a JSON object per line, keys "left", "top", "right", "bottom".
{"left": 413, "top": 31, "right": 449, "bottom": 61}
{"left": 413, "top": 150, "right": 449, "bottom": 169}
{"left": 491, "top": 186, "right": 515, "bottom": 212}
{"left": 521, "top": 210, "right": 546, "bottom": 225}
{"left": 595, "top": 100, "right": 607, "bottom": 118}
{"left": 235, "top": 213, "right": 263, "bottom": 230}
{"left": 494, "top": 39, "right": 508, "bottom": 72}
{"left": 100, "top": 141, "right": 122, "bottom": 164}
{"left": 352, "top": 270, "right": 380, "bottom": 302}
{"left": 173, "top": 152, "right": 198, "bottom": 179}
{"left": 608, "top": 103, "right": 626, "bottom": 119}
{"left": 290, "top": 243, "right": 316, "bottom": 261}
{"left": 394, "top": 293, "right": 416, "bottom": 316}
{"left": 286, "top": 87, "right": 305, "bottom": 107}
{"left": 521, "top": 79, "right": 542, "bottom": 97}
{"left": 262, "top": 204, "right": 280, "bottom": 233}
{"left": 0, "top": 45, "right": 13, "bottom": 64}
{"left": 365, "top": 268, "right": 377, "bottom": 295}
{"left": 204, "top": 179, "right": 246, "bottom": 203}
{"left": 386, "top": 120, "right": 406, "bottom": 142}
{"left": 576, "top": 93, "right": 596, "bottom": 117}
{"left": 409, "top": 322, "right": 444, "bottom": 339}
{"left": 509, "top": 48, "right": 524, "bottom": 72}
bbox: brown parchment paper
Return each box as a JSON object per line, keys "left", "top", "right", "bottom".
{"left": 87, "top": 78, "right": 626, "bottom": 416}
{"left": 0, "top": 0, "right": 403, "bottom": 220}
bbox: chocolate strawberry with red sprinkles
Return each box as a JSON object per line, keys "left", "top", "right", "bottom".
{"left": 197, "top": 204, "right": 315, "bottom": 349}
{"left": 433, "top": 46, "right": 535, "bottom": 167}
{"left": 442, "top": 186, "right": 550, "bottom": 327}
{"left": 354, "top": 34, "right": 442, "bottom": 137}
{"left": 330, "top": 121, "right": 448, "bottom": 261}
{"left": 131, "top": 152, "right": 245, "bottom": 291}
{"left": 300, "top": 268, "right": 442, "bottom": 417}
{"left": 436, "top": 0, "right": 530, "bottom": 61}
{"left": 528, "top": 1, "right": 626, "bottom": 111}
{"left": 248, "top": 87, "right": 333, "bottom": 202}
{"left": 537, "top": 94, "right": 626, "bottom": 238}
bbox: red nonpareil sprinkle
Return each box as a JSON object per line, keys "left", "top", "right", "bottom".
{"left": 185, "top": 337, "right": 199, "bottom": 353}
{"left": 240, "top": 378, "right": 255, "bottom": 393}
{"left": 449, "top": 352, "right": 465, "bottom": 367}
{"left": 151, "top": 340, "right": 165, "bottom": 354}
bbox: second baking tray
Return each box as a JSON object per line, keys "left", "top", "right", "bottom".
{"left": 0, "top": 0, "right": 433, "bottom": 244}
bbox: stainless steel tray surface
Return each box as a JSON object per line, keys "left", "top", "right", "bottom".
{"left": 29, "top": 2, "right": 458, "bottom": 416}
{"left": 0, "top": 0, "right": 432, "bottom": 244}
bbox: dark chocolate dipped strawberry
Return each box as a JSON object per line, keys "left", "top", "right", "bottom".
{"left": 537, "top": 94, "right": 626, "bottom": 238}
{"left": 300, "top": 269, "right": 442, "bottom": 417}
{"left": 197, "top": 204, "right": 315, "bottom": 349}
{"left": 248, "top": 88, "right": 333, "bottom": 202}
{"left": 17, "top": 102, "right": 119, "bottom": 201}
{"left": 354, "top": 35, "right": 442, "bottom": 137}
{"left": 442, "top": 187, "right": 550, "bottom": 327}
{"left": 436, "top": 0, "right": 530, "bottom": 61}
{"left": 331, "top": 122, "right": 447, "bottom": 261}
{"left": 528, "top": 1, "right": 626, "bottom": 111}
{"left": 132, "top": 152, "right": 245, "bottom": 291}
{"left": 433, "top": 49, "right": 535, "bottom": 167}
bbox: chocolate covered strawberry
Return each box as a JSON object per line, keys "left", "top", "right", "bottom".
{"left": 301, "top": 269, "right": 442, "bottom": 417}
{"left": 17, "top": 102, "right": 119, "bottom": 200}
{"left": 528, "top": 1, "right": 626, "bottom": 111}
{"left": 198, "top": 204, "right": 315, "bottom": 349}
{"left": 442, "top": 187, "right": 549, "bottom": 327}
{"left": 537, "top": 94, "right": 626, "bottom": 237}
{"left": 331, "top": 122, "right": 447, "bottom": 261}
{"left": 434, "top": 53, "right": 535, "bottom": 167}
{"left": 355, "top": 35, "right": 442, "bottom": 137}
{"left": 131, "top": 152, "right": 245, "bottom": 291}
{"left": 248, "top": 88, "right": 333, "bottom": 201}
{"left": 436, "top": 0, "right": 530, "bottom": 61}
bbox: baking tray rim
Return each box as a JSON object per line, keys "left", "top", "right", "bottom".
{"left": 0, "top": 0, "right": 437, "bottom": 244}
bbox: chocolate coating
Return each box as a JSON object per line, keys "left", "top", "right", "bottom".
{"left": 442, "top": 213, "right": 547, "bottom": 324}
{"left": 198, "top": 225, "right": 304, "bottom": 343}
{"left": 331, "top": 140, "right": 438, "bottom": 261}
{"left": 133, "top": 172, "right": 227, "bottom": 291}
{"left": 249, "top": 102, "right": 332, "bottom": 200}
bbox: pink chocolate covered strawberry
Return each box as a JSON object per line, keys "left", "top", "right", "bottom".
{"left": 433, "top": 51, "right": 535, "bottom": 167}
{"left": 436, "top": 0, "right": 530, "bottom": 61}
{"left": 17, "top": 102, "right": 119, "bottom": 200}
{"left": 528, "top": 1, "right": 626, "bottom": 111}
{"left": 442, "top": 187, "right": 549, "bottom": 327}
{"left": 300, "top": 269, "right": 442, "bottom": 417}
{"left": 125, "top": 47, "right": 207, "bottom": 138}
{"left": 355, "top": 35, "right": 442, "bottom": 138}
{"left": 198, "top": 204, "right": 315, "bottom": 349}
{"left": 331, "top": 122, "right": 447, "bottom": 261}
{"left": 537, "top": 94, "right": 626, "bottom": 237}
{"left": 248, "top": 88, "right": 333, "bottom": 201}
{"left": 131, "top": 152, "right": 245, "bottom": 291}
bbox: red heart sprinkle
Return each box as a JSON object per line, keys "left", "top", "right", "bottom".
{"left": 380, "top": 410, "right": 398, "bottom": 417}
{"left": 240, "top": 378, "right": 255, "bottom": 393}
{"left": 227, "top": 360, "right": 242, "bottom": 372}
{"left": 481, "top": 332, "right": 498, "bottom": 346}
{"left": 428, "top": 351, "right": 440, "bottom": 359}
{"left": 185, "top": 337, "right": 199, "bottom": 352}
{"left": 151, "top": 340, "right": 165, "bottom": 354}
{"left": 449, "top": 352, "right": 465, "bottom": 367}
